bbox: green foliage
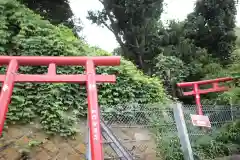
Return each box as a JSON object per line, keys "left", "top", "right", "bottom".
{"left": 90, "top": 0, "right": 239, "bottom": 158}
{"left": 193, "top": 140, "right": 231, "bottom": 159}
{"left": 0, "top": 0, "right": 167, "bottom": 136}
{"left": 216, "top": 121, "right": 240, "bottom": 145}
{"left": 185, "top": 0, "right": 237, "bottom": 64}
{"left": 155, "top": 21, "right": 211, "bottom": 79}
{"left": 154, "top": 120, "right": 240, "bottom": 160}
{"left": 18, "top": 0, "right": 83, "bottom": 37}
{"left": 88, "top": 0, "right": 164, "bottom": 70}
{"left": 154, "top": 54, "right": 190, "bottom": 96}
{"left": 202, "top": 48, "right": 240, "bottom": 105}
{"left": 194, "top": 121, "right": 240, "bottom": 159}
{"left": 89, "top": 0, "right": 238, "bottom": 105}
{"left": 28, "top": 140, "right": 42, "bottom": 148}
{"left": 154, "top": 9, "right": 238, "bottom": 102}
{"left": 18, "top": 0, "right": 73, "bottom": 25}
{"left": 157, "top": 136, "right": 183, "bottom": 160}
{"left": 151, "top": 20, "right": 217, "bottom": 97}
{"left": 154, "top": 54, "right": 188, "bottom": 83}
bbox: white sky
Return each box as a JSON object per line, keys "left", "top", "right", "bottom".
{"left": 69, "top": 0, "right": 240, "bottom": 52}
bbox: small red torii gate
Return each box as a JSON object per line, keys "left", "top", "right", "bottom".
{"left": 0, "top": 56, "right": 121, "bottom": 160}
{"left": 177, "top": 77, "right": 233, "bottom": 115}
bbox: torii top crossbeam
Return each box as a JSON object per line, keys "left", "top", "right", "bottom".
{"left": 0, "top": 56, "right": 120, "bottom": 66}
{"left": 0, "top": 56, "right": 121, "bottom": 160}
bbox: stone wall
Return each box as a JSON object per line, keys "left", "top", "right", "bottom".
{"left": 0, "top": 122, "right": 157, "bottom": 160}
{"left": 0, "top": 123, "right": 87, "bottom": 160}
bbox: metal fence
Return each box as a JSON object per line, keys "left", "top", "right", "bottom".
{"left": 182, "top": 105, "right": 240, "bottom": 141}
{"left": 0, "top": 103, "right": 239, "bottom": 160}
{"left": 182, "top": 105, "right": 240, "bottom": 160}
{"left": 100, "top": 103, "right": 177, "bottom": 160}
{"left": 99, "top": 103, "right": 240, "bottom": 160}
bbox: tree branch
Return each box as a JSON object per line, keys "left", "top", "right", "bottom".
{"left": 99, "top": 0, "right": 126, "bottom": 49}
{"left": 100, "top": 20, "right": 113, "bottom": 32}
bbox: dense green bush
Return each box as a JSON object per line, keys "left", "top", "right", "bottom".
{"left": 0, "top": 0, "right": 167, "bottom": 136}
{"left": 201, "top": 48, "right": 240, "bottom": 105}
{"left": 155, "top": 120, "right": 240, "bottom": 160}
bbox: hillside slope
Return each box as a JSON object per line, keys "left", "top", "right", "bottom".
{"left": 0, "top": 0, "right": 168, "bottom": 136}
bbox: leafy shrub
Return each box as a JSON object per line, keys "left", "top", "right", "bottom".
{"left": 157, "top": 136, "right": 183, "bottom": 160}
{"left": 0, "top": 0, "right": 167, "bottom": 136}
{"left": 202, "top": 47, "right": 240, "bottom": 105}
{"left": 155, "top": 120, "right": 240, "bottom": 160}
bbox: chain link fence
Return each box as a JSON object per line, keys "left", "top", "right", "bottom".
{"left": 0, "top": 103, "right": 239, "bottom": 160}
{"left": 182, "top": 105, "right": 240, "bottom": 160}
{"left": 100, "top": 103, "right": 240, "bottom": 160}
{"left": 100, "top": 103, "right": 178, "bottom": 160}
{"left": 182, "top": 105, "right": 240, "bottom": 141}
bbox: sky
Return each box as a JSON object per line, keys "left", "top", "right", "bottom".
{"left": 69, "top": 0, "right": 240, "bottom": 53}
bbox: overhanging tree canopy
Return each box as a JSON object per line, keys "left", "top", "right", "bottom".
{"left": 87, "top": 0, "right": 164, "bottom": 70}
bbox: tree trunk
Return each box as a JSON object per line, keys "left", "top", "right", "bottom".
{"left": 137, "top": 54, "right": 144, "bottom": 69}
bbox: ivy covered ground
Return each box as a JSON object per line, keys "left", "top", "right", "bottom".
{"left": 0, "top": 0, "right": 240, "bottom": 160}
{"left": 0, "top": 0, "right": 168, "bottom": 136}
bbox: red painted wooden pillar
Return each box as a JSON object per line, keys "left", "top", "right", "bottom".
{"left": 0, "top": 59, "right": 18, "bottom": 134}
{"left": 193, "top": 84, "right": 203, "bottom": 115}
{"left": 86, "top": 59, "right": 103, "bottom": 160}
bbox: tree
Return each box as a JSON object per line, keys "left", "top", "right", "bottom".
{"left": 202, "top": 47, "right": 240, "bottom": 105}
{"left": 184, "top": 0, "right": 237, "bottom": 64}
{"left": 154, "top": 54, "right": 189, "bottom": 97}
{"left": 19, "top": 0, "right": 73, "bottom": 25}
{"left": 87, "top": 0, "right": 164, "bottom": 71}
{"left": 0, "top": 0, "right": 167, "bottom": 136}
{"left": 112, "top": 47, "right": 122, "bottom": 56}
{"left": 19, "top": 0, "right": 83, "bottom": 37}
{"left": 156, "top": 21, "right": 212, "bottom": 80}
{"left": 153, "top": 21, "right": 213, "bottom": 98}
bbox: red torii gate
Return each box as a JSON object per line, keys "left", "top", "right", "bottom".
{"left": 0, "top": 56, "right": 121, "bottom": 160}
{"left": 177, "top": 77, "right": 233, "bottom": 115}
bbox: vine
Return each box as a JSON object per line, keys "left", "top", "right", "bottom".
{"left": 0, "top": 0, "right": 167, "bottom": 136}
